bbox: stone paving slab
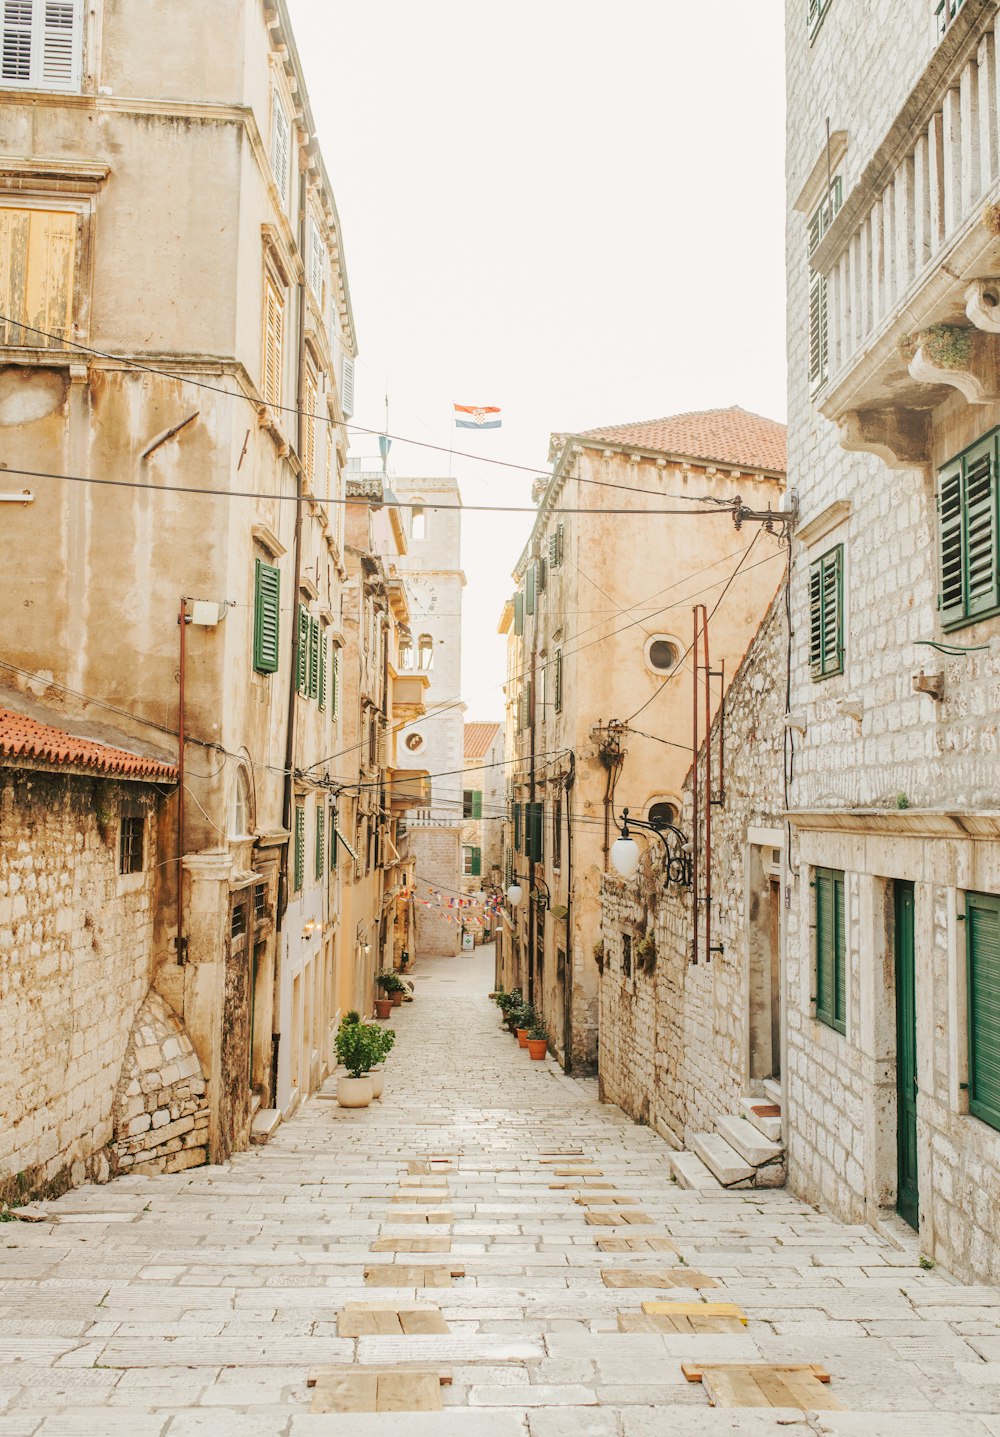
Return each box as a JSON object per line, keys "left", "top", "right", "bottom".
{"left": 3, "top": 946, "right": 998, "bottom": 1431}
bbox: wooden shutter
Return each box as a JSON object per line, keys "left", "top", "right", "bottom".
{"left": 815, "top": 868, "right": 845, "bottom": 1034}
{"left": 318, "top": 630, "right": 327, "bottom": 710}
{"left": 341, "top": 354, "right": 355, "bottom": 417}
{"left": 938, "top": 461, "right": 965, "bottom": 626}
{"left": 554, "top": 649, "right": 563, "bottom": 713}
{"left": 253, "top": 559, "right": 280, "bottom": 674}
{"left": 315, "top": 804, "right": 325, "bottom": 881}
{"left": 0, "top": 206, "right": 76, "bottom": 347}
{"left": 526, "top": 563, "right": 536, "bottom": 615}
{"left": 538, "top": 557, "right": 547, "bottom": 592}
{"left": 529, "top": 801, "right": 543, "bottom": 863}
{"left": 472, "top": 790, "right": 483, "bottom": 819}
{"left": 2, "top": 1, "right": 83, "bottom": 91}
{"left": 808, "top": 273, "right": 828, "bottom": 389}
{"left": 307, "top": 616, "right": 320, "bottom": 699}
{"left": 555, "top": 523, "right": 565, "bottom": 567}
{"left": 271, "top": 90, "right": 290, "bottom": 199}
{"left": 331, "top": 648, "right": 340, "bottom": 718}
{"left": 471, "top": 846, "right": 482, "bottom": 877}
{"left": 296, "top": 604, "right": 309, "bottom": 695}
{"left": 513, "top": 801, "right": 522, "bottom": 853}
{"left": 293, "top": 803, "right": 305, "bottom": 891}
{"left": 513, "top": 591, "right": 524, "bottom": 635}
{"left": 809, "top": 545, "right": 843, "bottom": 678}
{"left": 308, "top": 216, "right": 325, "bottom": 299}
{"left": 968, "top": 891, "right": 1000, "bottom": 1132}
{"left": 262, "top": 274, "right": 284, "bottom": 407}
{"left": 302, "top": 367, "right": 317, "bottom": 486}
{"left": 963, "top": 438, "right": 999, "bottom": 620}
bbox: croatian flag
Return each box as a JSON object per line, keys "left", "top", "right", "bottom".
{"left": 454, "top": 403, "right": 502, "bottom": 430}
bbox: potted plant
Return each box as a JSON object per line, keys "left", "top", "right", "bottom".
{"left": 514, "top": 1001, "right": 537, "bottom": 1048}
{"left": 497, "top": 988, "right": 522, "bottom": 1032}
{"left": 526, "top": 1023, "right": 549, "bottom": 1061}
{"left": 390, "top": 974, "right": 405, "bottom": 1007}
{"left": 335, "top": 1021, "right": 380, "bottom": 1107}
{"left": 375, "top": 971, "right": 396, "bottom": 1019}
{"left": 369, "top": 1025, "right": 396, "bottom": 1099}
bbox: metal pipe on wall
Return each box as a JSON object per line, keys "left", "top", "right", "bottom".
{"left": 691, "top": 605, "right": 700, "bottom": 965}
{"left": 702, "top": 604, "right": 712, "bottom": 966}
{"left": 176, "top": 596, "right": 188, "bottom": 964}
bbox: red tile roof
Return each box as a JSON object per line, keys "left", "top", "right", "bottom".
{"left": 0, "top": 707, "right": 177, "bottom": 782}
{"left": 578, "top": 406, "right": 787, "bottom": 473}
{"left": 464, "top": 721, "right": 502, "bottom": 760}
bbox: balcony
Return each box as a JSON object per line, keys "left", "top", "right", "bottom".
{"left": 812, "top": 3, "right": 1000, "bottom": 465}
{"left": 389, "top": 768, "right": 430, "bottom": 812}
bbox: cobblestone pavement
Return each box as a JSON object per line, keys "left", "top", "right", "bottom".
{"left": 3, "top": 947, "right": 1000, "bottom": 1435}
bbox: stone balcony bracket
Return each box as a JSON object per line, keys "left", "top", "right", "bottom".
{"left": 838, "top": 408, "right": 932, "bottom": 472}
{"left": 965, "top": 279, "right": 1000, "bottom": 333}
{"left": 907, "top": 327, "right": 1000, "bottom": 405}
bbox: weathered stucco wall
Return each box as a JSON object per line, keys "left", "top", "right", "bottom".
{"left": 599, "top": 591, "right": 787, "bottom": 1146}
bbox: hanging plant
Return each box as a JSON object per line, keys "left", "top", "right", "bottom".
{"left": 984, "top": 200, "right": 1000, "bottom": 238}
{"left": 636, "top": 929, "right": 657, "bottom": 971}
{"left": 914, "top": 324, "right": 973, "bottom": 371}
{"left": 593, "top": 938, "right": 606, "bottom": 973}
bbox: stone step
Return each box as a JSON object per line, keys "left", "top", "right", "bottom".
{"left": 716, "top": 1115, "right": 784, "bottom": 1169}
{"left": 668, "top": 1150, "right": 723, "bottom": 1191}
{"left": 250, "top": 1108, "right": 281, "bottom": 1145}
{"left": 689, "top": 1132, "right": 754, "bottom": 1188}
{"left": 762, "top": 1077, "right": 782, "bottom": 1106}
{"left": 739, "top": 1098, "right": 783, "bottom": 1143}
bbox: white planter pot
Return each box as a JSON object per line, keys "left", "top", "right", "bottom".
{"left": 336, "top": 1075, "right": 374, "bottom": 1108}
{"left": 370, "top": 1066, "right": 385, "bottom": 1100}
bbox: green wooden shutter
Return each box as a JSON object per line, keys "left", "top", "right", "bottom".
{"left": 307, "top": 618, "right": 320, "bottom": 699}
{"left": 296, "top": 605, "right": 309, "bottom": 695}
{"left": 315, "top": 803, "right": 325, "bottom": 880}
{"left": 556, "top": 523, "right": 564, "bottom": 567}
{"left": 318, "top": 631, "right": 328, "bottom": 710}
{"left": 514, "top": 801, "right": 522, "bottom": 852}
{"left": 472, "top": 790, "right": 483, "bottom": 819}
{"left": 549, "top": 531, "right": 558, "bottom": 567}
{"left": 527, "top": 801, "right": 543, "bottom": 863}
{"left": 293, "top": 803, "right": 305, "bottom": 891}
{"left": 513, "top": 592, "right": 524, "bottom": 635}
{"left": 808, "top": 272, "right": 827, "bottom": 389}
{"left": 809, "top": 545, "right": 843, "bottom": 679}
{"left": 938, "top": 462, "right": 965, "bottom": 626}
{"left": 963, "top": 438, "right": 999, "bottom": 620}
{"left": 554, "top": 649, "right": 563, "bottom": 713}
{"left": 504, "top": 846, "right": 513, "bottom": 890}
{"left": 330, "top": 808, "right": 338, "bottom": 871}
{"left": 331, "top": 647, "right": 340, "bottom": 718}
{"left": 471, "top": 846, "right": 482, "bottom": 877}
{"left": 815, "top": 867, "right": 845, "bottom": 1034}
{"left": 525, "top": 563, "right": 536, "bottom": 616}
{"left": 968, "top": 891, "right": 1000, "bottom": 1132}
{"left": 253, "top": 559, "right": 281, "bottom": 674}
{"left": 538, "top": 557, "right": 547, "bottom": 592}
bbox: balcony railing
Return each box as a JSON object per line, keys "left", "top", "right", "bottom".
{"left": 936, "top": 0, "right": 966, "bottom": 40}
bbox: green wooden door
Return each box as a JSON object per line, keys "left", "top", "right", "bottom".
{"left": 895, "top": 881, "right": 919, "bottom": 1229}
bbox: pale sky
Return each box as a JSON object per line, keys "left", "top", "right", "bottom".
{"left": 289, "top": 0, "right": 787, "bottom": 717}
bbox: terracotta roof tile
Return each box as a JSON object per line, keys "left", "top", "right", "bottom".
{"left": 464, "top": 721, "right": 502, "bottom": 760}
{"left": 578, "top": 405, "right": 787, "bottom": 473}
{"left": 0, "top": 707, "right": 177, "bottom": 782}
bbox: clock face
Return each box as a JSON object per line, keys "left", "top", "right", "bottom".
{"left": 409, "top": 578, "right": 438, "bottom": 615}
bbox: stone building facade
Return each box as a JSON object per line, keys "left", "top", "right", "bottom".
{"left": 0, "top": 704, "right": 184, "bottom": 1202}
{"left": 598, "top": 590, "right": 788, "bottom": 1153}
{"left": 461, "top": 721, "right": 504, "bottom": 942}
{"left": 785, "top": 0, "right": 1000, "bottom": 1281}
{"left": 499, "top": 409, "right": 786, "bottom": 1072}
{"left": 0, "top": 0, "right": 359, "bottom": 1165}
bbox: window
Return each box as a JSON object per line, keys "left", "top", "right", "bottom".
{"left": 307, "top": 214, "right": 325, "bottom": 300}
{"left": 317, "top": 628, "right": 328, "bottom": 711}
{"left": 417, "top": 634, "right": 434, "bottom": 671}
{"left": 0, "top": 205, "right": 77, "bottom": 346}
{"left": 549, "top": 523, "right": 565, "bottom": 569}
{"left": 463, "top": 845, "right": 482, "bottom": 877}
{"left": 648, "top": 800, "right": 678, "bottom": 831}
{"left": 553, "top": 793, "right": 562, "bottom": 870}
{"left": 411, "top": 505, "right": 426, "bottom": 541}
{"left": 525, "top": 800, "right": 544, "bottom": 863}
{"left": 967, "top": 891, "right": 1000, "bottom": 1132}
{"left": 302, "top": 365, "right": 317, "bottom": 487}
{"left": 254, "top": 883, "right": 267, "bottom": 922}
{"left": 253, "top": 558, "right": 280, "bottom": 674}
{"left": 622, "top": 932, "right": 632, "bottom": 980}
{"left": 936, "top": 0, "right": 965, "bottom": 38}
{"left": 293, "top": 803, "right": 305, "bottom": 892}
{"left": 119, "top": 810, "right": 144, "bottom": 875}
{"left": 513, "top": 591, "right": 524, "bottom": 635}
{"left": 808, "top": 177, "right": 842, "bottom": 388}
{"left": 526, "top": 563, "right": 536, "bottom": 616}
{"left": 814, "top": 867, "right": 846, "bottom": 1033}
{"left": 270, "top": 87, "right": 291, "bottom": 201}
{"left": 398, "top": 635, "right": 413, "bottom": 670}
{"left": 1, "top": 0, "right": 84, "bottom": 92}
{"left": 307, "top": 615, "right": 320, "bottom": 700}
{"left": 554, "top": 649, "right": 563, "bottom": 713}
{"left": 513, "top": 801, "right": 522, "bottom": 853}
{"left": 463, "top": 789, "right": 483, "bottom": 819}
{"left": 938, "top": 432, "right": 1000, "bottom": 630}
{"left": 809, "top": 544, "right": 844, "bottom": 678}
{"left": 262, "top": 272, "right": 284, "bottom": 407}
{"left": 231, "top": 903, "right": 247, "bottom": 940}
{"left": 645, "top": 636, "right": 679, "bottom": 674}
{"left": 807, "top": 0, "right": 832, "bottom": 39}
{"left": 315, "top": 803, "right": 325, "bottom": 882}
{"left": 296, "top": 605, "right": 309, "bottom": 695}
{"left": 229, "top": 767, "right": 251, "bottom": 838}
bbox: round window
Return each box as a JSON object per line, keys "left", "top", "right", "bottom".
{"left": 646, "top": 636, "right": 679, "bottom": 673}
{"left": 648, "top": 801, "right": 678, "bottom": 831}
{"left": 405, "top": 732, "right": 425, "bottom": 753}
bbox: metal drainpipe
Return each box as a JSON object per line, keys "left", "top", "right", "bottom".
{"left": 176, "top": 596, "right": 188, "bottom": 964}
{"left": 563, "top": 751, "right": 576, "bottom": 1073}
{"left": 527, "top": 629, "right": 537, "bottom": 1008}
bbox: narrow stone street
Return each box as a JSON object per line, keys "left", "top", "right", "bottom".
{"left": 2, "top": 947, "right": 1000, "bottom": 1436}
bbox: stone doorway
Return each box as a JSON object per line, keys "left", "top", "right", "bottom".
{"left": 747, "top": 839, "right": 783, "bottom": 1087}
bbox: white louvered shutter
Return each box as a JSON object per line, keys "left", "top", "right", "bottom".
{"left": 308, "top": 217, "right": 325, "bottom": 300}
{"left": 2, "top": 0, "right": 82, "bottom": 91}
{"left": 271, "top": 92, "right": 290, "bottom": 201}
{"left": 341, "top": 354, "right": 355, "bottom": 418}
{"left": 262, "top": 274, "right": 283, "bottom": 407}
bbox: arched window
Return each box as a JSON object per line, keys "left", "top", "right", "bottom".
{"left": 229, "top": 766, "right": 253, "bottom": 838}
{"left": 647, "top": 799, "right": 679, "bottom": 831}
{"left": 411, "top": 504, "right": 426, "bottom": 541}
{"left": 418, "top": 634, "right": 434, "bottom": 671}
{"left": 644, "top": 634, "right": 681, "bottom": 675}
{"left": 398, "top": 634, "right": 413, "bottom": 670}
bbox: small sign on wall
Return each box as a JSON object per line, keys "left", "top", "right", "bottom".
{"left": 462, "top": 932, "right": 475, "bottom": 952}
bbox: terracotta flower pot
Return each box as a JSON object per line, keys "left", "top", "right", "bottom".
{"left": 370, "top": 1066, "right": 385, "bottom": 1100}
{"left": 336, "top": 1075, "right": 374, "bottom": 1108}
{"left": 391, "top": 990, "right": 403, "bottom": 1007}
{"left": 526, "top": 1038, "right": 548, "bottom": 1061}
{"left": 374, "top": 998, "right": 393, "bottom": 1019}
{"left": 516, "top": 1027, "right": 529, "bottom": 1048}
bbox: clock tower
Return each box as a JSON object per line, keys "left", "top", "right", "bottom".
{"left": 393, "top": 476, "right": 467, "bottom": 957}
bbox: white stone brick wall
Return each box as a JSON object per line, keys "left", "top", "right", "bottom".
{"left": 0, "top": 771, "right": 159, "bottom": 1202}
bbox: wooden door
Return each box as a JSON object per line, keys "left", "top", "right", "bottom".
{"left": 894, "top": 881, "right": 919, "bottom": 1230}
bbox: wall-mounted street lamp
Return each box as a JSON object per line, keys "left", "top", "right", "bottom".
{"left": 506, "top": 883, "right": 523, "bottom": 908}
{"left": 610, "top": 807, "right": 692, "bottom": 889}
{"left": 531, "top": 876, "right": 551, "bottom": 912}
